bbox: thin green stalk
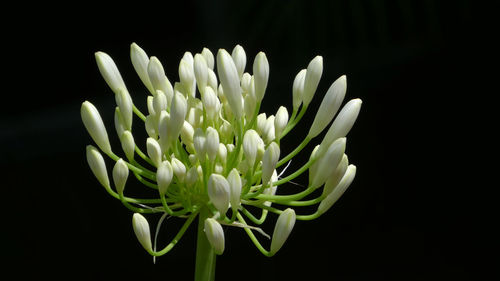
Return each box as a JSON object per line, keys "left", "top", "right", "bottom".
{"left": 194, "top": 207, "right": 217, "bottom": 281}
{"left": 280, "top": 105, "right": 307, "bottom": 138}
{"left": 133, "top": 105, "right": 147, "bottom": 121}
{"left": 151, "top": 210, "right": 199, "bottom": 256}
{"left": 236, "top": 212, "right": 272, "bottom": 257}
{"left": 276, "top": 137, "right": 311, "bottom": 168}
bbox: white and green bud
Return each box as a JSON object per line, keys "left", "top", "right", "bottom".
{"left": 201, "top": 86, "right": 219, "bottom": 121}
{"left": 261, "top": 142, "right": 280, "bottom": 186}
{"left": 95, "top": 51, "right": 126, "bottom": 95}
{"left": 204, "top": 218, "right": 225, "bottom": 255}
{"left": 318, "top": 165, "right": 356, "bottom": 215}
{"left": 201, "top": 47, "right": 215, "bottom": 70}
{"left": 231, "top": 45, "right": 246, "bottom": 79}
{"left": 146, "top": 96, "right": 156, "bottom": 116}
{"left": 217, "top": 49, "right": 242, "bottom": 118}
{"left": 322, "top": 154, "right": 349, "bottom": 196}
{"left": 167, "top": 91, "right": 188, "bottom": 144}
{"left": 148, "top": 56, "right": 173, "bottom": 104}
{"left": 194, "top": 54, "right": 209, "bottom": 94}
{"left": 240, "top": 72, "right": 252, "bottom": 93}
{"left": 207, "top": 68, "right": 218, "bottom": 91}
{"left": 112, "top": 158, "right": 129, "bottom": 194}
{"left": 179, "top": 59, "right": 195, "bottom": 97}
{"left": 185, "top": 166, "right": 199, "bottom": 188}
{"left": 256, "top": 113, "right": 267, "bottom": 135}
{"left": 171, "top": 157, "right": 186, "bottom": 183}
{"left": 146, "top": 138, "right": 162, "bottom": 167}
{"left": 217, "top": 143, "right": 228, "bottom": 164}
{"left": 193, "top": 128, "right": 207, "bottom": 161}
{"left": 243, "top": 129, "right": 262, "bottom": 167}
{"left": 114, "top": 107, "right": 125, "bottom": 141}
{"left": 270, "top": 208, "right": 296, "bottom": 255}
{"left": 120, "top": 130, "right": 135, "bottom": 161}
{"left": 158, "top": 110, "right": 170, "bottom": 152}
{"left": 115, "top": 89, "right": 133, "bottom": 131}
{"left": 244, "top": 91, "right": 257, "bottom": 121}
{"left": 81, "top": 101, "right": 112, "bottom": 155}
{"left": 227, "top": 168, "right": 242, "bottom": 211}
{"left": 132, "top": 213, "right": 152, "bottom": 253}
{"left": 157, "top": 160, "right": 173, "bottom": 196}
{"left": 207, "top": 174, "right": 230, "bottom": 215}
{"left": 130, "top": 43, "right": 155, "bottom": 94}
{"left": 292, "top": 69, "right": 307, "bottom": 111}
{"left": 262, "top": 115, "right": 276, "bottom": 144}
{"left": 205, "top": 127, "right": 220, "bottom": 162}
{"left": 153, "top": 90, "right": 168, "bottom": 114}
{"left": 308, "top": 75, "right": 347, "bottom": 138}
{"left": 302, "top": 56, "right": 323, "bottom": 106}
{"left": 321, "top": 99, "right": 362, "bottom": 148}
{"left": 310, "top": 137, "right": 346, "bottom": 189}
{"left": 253, "top": 52, "right": 269, "bottom": 102}
{"left": 86, "top": 145, "right": 110, "bottom": 190}
{"left": 274, "top": 106, "right": 289, "bottom": 140}
{"left": 144, "top": 114, "right": 158, "bottom": 139}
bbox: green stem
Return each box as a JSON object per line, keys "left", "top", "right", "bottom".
{"left": 194, "top": 207, "right": 217, "bottom": 281}
{"left": 276, "top": 137, "right": 311, "bottom": 168}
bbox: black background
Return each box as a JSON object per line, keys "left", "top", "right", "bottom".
{"left": 1, "top": 0, "right": 495, "bottom": 280}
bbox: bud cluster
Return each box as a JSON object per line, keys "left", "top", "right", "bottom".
{"left": 82, "top": 43, "right": 361, "bottom": 259}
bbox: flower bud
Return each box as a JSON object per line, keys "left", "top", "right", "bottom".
{"left": 167, "top": 91, "right": 188, "bottom": 144}
{"left": 158, "top": 110, "right": 171, "bottom": 152}
{"left": 185, "top": 166, "right": 199, "bottom": 188}
{"left": 114, "top": 107, "right": 125, "bottom": 139}
{"left": 171, "top": 157, "right": 186, "bottom": 183}
{"left": 130, "top": 43, "right": 155, "bottom": 94}
{"left": 179, "top": 58, "right": 195, "bottom": 97}
{"left": 217, "top": 49, "right": 242, "bottom": 118}
{"left": 219, "top": 119, "right": 233, "bottom": 142}
{"left": 207, "top": 173, "right": 230, "bottom": 215}
{"left": 114, "top": 89, "right": 133, "bottom": 131}
{"left": 227, "top": 168, "right": 242, "bottom": 211}
{"left": 201, "top": 47, "right": 215, "bottom": 70}
{"left": 148, "top": 56, "right": 173, "bottom": 105}
{"left": 204, "top": 218, "right": 225, "bottom": 255}
{"left": 253, "top": 52, "right": 269, "bottom": 102}
{"left": 95, "top": 51, "right": 126, "bottom": 95}
{"left": 194, "top": 54, "right": 209, "bottom": 94}
{"left": 217, "top": 143, "right": 227, "bottom": 164}
{"left": 193, "top": 128, "right": 207, "bottom": 161}
{"left": 81, "top": 101, "right": 112, "bottom": 155}
{"left": 292, "top": 69, "right": 307, "bottom": 111}
{"left": 262, "top": 115, "right": 275, "bottom": 144}
{"left": 132, "top": 213, "right": 152, "bottom": 253}
{"left": 231, "top": 45, "right": 246, "bottom": 79}
{"left": 181, "top": 121, "right": 195, "bottom": 153}
{"left": 241, "top": 72, "right": 252, "bottom": 93}
{"left": 146, "top": 138, "right": 162, "bottom": 167}
{"left": 274, "top": 106, "right": 289, "bottom": 140}
{"left": 147, "top": 96, "right": 155, "bottom": 116}
{"left": 302, "top": 56, "right": 323, "bottom": 106}
{"left": 321, "top": 99, "right": 362, "bottom": 148}
{"left": 256, "top": 113, "right": 267, "bottom": 134}
{"left": 86, "top": 145, "right": 110, "bottom": 189}
{"left": 205, "top": 127, "right": 220, "bottom": 162}
{"left": 261, "top": 142, "right": 280, "bottom": 186}
{"left": 322, "top": 154, "right": 348, "bottom": 196}
{"left": 157, "top": 160, "right": 173, "bottom": 196}
{"left": 145, "top": 114, "right": 158, "bottom": 139}
{"left": 270, "top": 208, "right": 296, "bottom": 255}
{"left": 201, "top": 86, "right": 219, "bottom": 121}
{"left": 308, "top": 75, "right": 347, "bottom": 138}
{"left": 243, "top": 129, "right": 262, "bottom": 167}
{"left": 207, "top": 68, "right": 218, "bottom": 91}
{"left": 112, "top": 158, "right": 129, "bottom": 194}
{"left": 120, "top": 130, "right": 135, "bottom": 161}
{"left": 153, "top": 90, "right": 168, "bottom": 114}
{"left": 318, "top": 165, "right": 356, "bottom": 215}
{"left": 244, "top": 92, "right": 257, "bottom": 121}
{"left": 309, "top": 138, "right": 346, "bottom": 189}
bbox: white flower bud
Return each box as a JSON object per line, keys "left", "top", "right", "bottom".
{"left": 145, "top": 114, "right": 158, "bottom": 139}
{"left": 215, "top": 163, "right": 224, "bottom": 174}
{"left": 194, "top": 54, "right": 209, "bottom": 94}
{"left": 157, "top": 160, "right": 173, "bottom": 196}
{"left": 207, "top": 68, "right": 218, "bottom": 91}
{"left": 132, "top": 213, "right": 152, "bottom": 252}
{"left": 270, "top": 208, "right": 296, "bottom": 255}
{"left": 171, "top": 157, "right": 186, "bottom": 183}
{"left": 256, "top": 113, "right": 267, "bottom": 134}
{"left": 112, "top": 158, "right": 129, "bottom": 194}
{"left": 146, "top": 138, "right": 162, "bottom": 167}
{"left": 292, "top": 69, "right": 307, "bottom": 111}
{"left": 115, "top": 89, "right": 133, "bottom": 131}
{"left": 318, "top": 165, "right": 356, "bottom": 215}
{"left": 86, "top": 145, "right": 110, "bottom": 189}
{"left": 253, "top": 52, "right": 269, "bottom": 102}
{"left": 120, "top": 130, "right": 135, "bottom": 161}
{"left": 167, "top": 91, "right": 188, "bottom": 144}
{"left": 322, "top": 154, "right": 349, "bottom": 196}
{"left": 262, "top": 115, "right": 275, "bottom": 144}
{"left": 302, "top": 56, "right": 323, "bottom": 106}
{"left": 261, "top": 142, "right": 280, "bottom": 186}
{"left": 148, "top": 56, "right": 173, "bottom": 105}
{"left": 204, "top": 218, "right": 225, "bottom": 255}
{"left": 201, "top": 47, "right": 215, "bottom": 70}
{"left": 231, "top": 45, "right": 246, "bottom": 79}
{"left": 274, "top": 106, "right": 289, "bottom": 140}
{"left": 217, "top": 49, "right": 242, "bottom": 118}
{"left": 201, "top": 86, "right": 219, "bottom": 121}
{"left": 240, "top": 72, "right": 252, "bottom": 93}
{"left": 153, "top": 90, "right": 168, "bottom": 114}
{"left": 227, "top": 168, "right": 242, "bottom": 210}
{"left": 217, "top": 143, "right": 227, "bottom": 164}
{"left": 81, "top": 101, "right": 112, "bottom": 155}
{"left": 147, "top": 96, "right": 155, "bottom": 116}
{"left": 130, "top": 43, "right": 155, "bottom": 94}
{"left": 181, "top": 121, "right": 195, "bottom": 149}
{"left": 205, "top": 127, "right": 220, "bottom": 162}
{"left": 185, "top": 166, "right": 199, "bottom": 188}
{"left": 95, "top": 51, "right": 126, "bottom": 94}
{"left": 219, "top": 119, "right": 233, "bottom": 142}
{"left": 208, "top": 174, "right": 230, "bottom": 215}
{"left": 243, "top": 129, "right": 262, "bottom": 167}
{"left": 244, "top": 93, "right": 256, "bottom": 122}
{"left": 114, "top": 107, "right": 125, "bottom": 139}
{"left": 158, "top": 110, "right": 170, "bottom": 152}
{"left": 310, "top": 138, "right": 346, "bottom": 189}
{"left": 308, "top": 75, "right": 347, "bottom": 138}
{"left": 193, "top": 128, "right": 207, "bottom": 161}
{"left": 321, "top": 99, "right": 362, "bottom": 148}
{"left": 179, "top": 59, "right": 195, "bottom": 97}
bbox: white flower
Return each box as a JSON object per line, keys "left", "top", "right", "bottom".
{"left": 112, "top": 158, "right": 129, "bottom": 194}
{"left": 270, "top": 208, "right": 296, "bottom": 255}
{"left": 81, "top": 101, "right": 112, "bottom": 155}
{"left": 132, "top": 213, "right": 152, "bottom": 252}
{"left": 204, "top": 218, "right": 225, "bottom": 255}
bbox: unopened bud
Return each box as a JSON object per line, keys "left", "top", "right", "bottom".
{"left": 261, "top": 142, "right": 280, "bottom": 186}
{"left": 157, "top": 160, "right": 173, "bottom": 196}
{"left": 185, "top": 166, "right": 199, "bottom": 188}
{"left": 120, "top": 130, "right": 135, "bottom": 161}
{"left": 270, "top": 208, "right": 296, "bottom": 255}
{"left": 146, "top": 138, "right": 162, "bottom": 167}
{"left": 112, "top": 158, "right": 129, "bottom": 194}
{"left": 231, "top": 45, "right": 246, "bottom": 79}
{"left": 95, "top": 51, "right": 126, "bottom": 95}
{"left": 81, "top": 101, "right": 112, "bottom": 155}
{"left": 194, "top": 54, "right": 209, "bottom": 94}
{"left": 217, "top": 49, "right": 242, "bottom": 118}
{"left": 318, "top": 165, "right": 356, "bottom": 215}
{"left": 321, "top": 99, "right": 362, "bottom": 148}
{"left": 201, "top": 47, "right": 215, "bottom": 70}
{"left": 167, "top": 91, "right": 188, "bottom": 144}
{"left": 86, "top": 145, "right": 110, "bottom": 189}
{"left": 243, "top": 129, "right": 262, "bottom": 167}
{"left": 322, "top": 154, "right": 348, "bottom": 196}
{"left": 193, "top": 128, "right": 207, "bottom": 161}
{"left": 179, "top": 59, "right": 195, "bottom": 97}
{"left": 206, "top": 127, "right": 220, "bottom": 162}
{"left": 207, "top": 174, "right": 230, "bottom": 215}
{"left": 130, "top": 43, "right": 154, "bottom": 94}
{"left": 302, "top": 56, "right": 323, "bottom": 106}
{"left": 310, "top": 138, "right": 346, "bottom": 189}
{"left": 132, "top": 213, "right": 152, "bottom": 253}
{"left": 171, "top": 157, "right": 186, "bottom": 183}
{"left": 153, "top": 90, "right": 168, "bottom": 114}
{"left": 227, "top": 168, "right": 242, "bottom": 211}
{"left": 148, "top": 57, "right": 173, "bottom": 104}
{"left": 292, "top": 69, "right": 307, "bottom": 111}
{"left": 253, "top": 52, "right": 269, "bottom": 102}
{"left": 204, "top": 218, "right": 225, "bottom": 255}
{"left": 274, "top": 106, "right": 289, "bottom": 140}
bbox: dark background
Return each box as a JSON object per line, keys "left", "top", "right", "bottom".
{"left": 1, "top": 0, "right": 495, "bottom": 280}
